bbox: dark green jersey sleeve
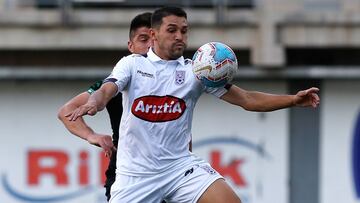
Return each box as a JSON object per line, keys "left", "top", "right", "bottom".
{"left": 87, "top": 80, "right": 103, "bottom": 95}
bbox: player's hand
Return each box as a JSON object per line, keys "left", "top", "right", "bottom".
{"left": 66, "top": 101, "right": 98, "bottom": 121}
{"left": 87, "top": 133, "right": 116, "bottom": 157}
{"left": 293, "top": 87, "right": 320, "bottom": 108}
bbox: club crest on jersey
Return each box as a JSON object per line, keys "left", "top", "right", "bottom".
{"left": 175, "top": 70, "right": 185, "bottom": 85}
{"left": 131, "top": 95, "right": 186, "bottom": 122}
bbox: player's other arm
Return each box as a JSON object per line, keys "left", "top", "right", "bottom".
{"left": 220, "top": 85, "right": 320, "bottom": 112}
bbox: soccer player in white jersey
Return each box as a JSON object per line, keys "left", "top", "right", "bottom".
{"left": 69, "top": 6, "right": 320, "bottom": 203}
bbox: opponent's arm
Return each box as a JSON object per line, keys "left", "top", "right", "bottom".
{"left": 220, "top": 85, "right": 320, "bottom": 112}
{"left": 57, "top": 91, "right": 115, "bottom": 156}
{"left": 58, "top": 92, "right": 93, "bottom": 138}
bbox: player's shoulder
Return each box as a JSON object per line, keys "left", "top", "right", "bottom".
{"left": 130, "top": 53, "right": 148, "bottom": 58}
{"left": 184, "top": 58, "right": 192, "bottom": 65}
{"left": 115, "top": 53, "right": 147, "bottom": 67}
{"left": 121, "top": 53, "right": 148, "bottom": 63}
{"left": 181, "top": 58, "right": 193, "bottom": 71}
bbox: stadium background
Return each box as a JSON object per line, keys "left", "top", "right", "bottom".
{"left": 0, "top": 0, "right": 360, "bottom": 203}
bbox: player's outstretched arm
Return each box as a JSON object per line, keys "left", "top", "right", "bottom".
{"left": 57, "top": 92, "right": 116, "bottom": 157}
{"left": 220, "top": 85, "right": 320, "bottom": 112}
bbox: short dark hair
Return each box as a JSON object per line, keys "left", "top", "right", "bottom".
{"left": 151, "top": 6, "right": 187, "bottom": 29}
{"left": 129, "top": 12, "right": 152, "bottom": 39}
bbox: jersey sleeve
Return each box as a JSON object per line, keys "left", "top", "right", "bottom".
{"left": 103, "top": 55, "right": 134, "bottom": 95}
{"left": 86, "top": 80, "right": 103, "bottom": 95}
{"left": 203, "top": 83, "right": 232, "bottom": 98}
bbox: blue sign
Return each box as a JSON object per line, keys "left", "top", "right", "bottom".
{"left": 353, "top": 110, "right": 360, "bottom": 198}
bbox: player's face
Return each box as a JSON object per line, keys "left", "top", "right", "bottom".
{"left": 152, "top": 15, "right": 188, "bottom": 60}
{"left": 128, "top": 26, "right": 152, "bottom": 54}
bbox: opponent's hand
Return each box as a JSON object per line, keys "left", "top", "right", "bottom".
{"left": 293, "top": 87, "right": 320, "bottom": 108}
{"left": 87, "top": 133, "right": 116, "bottom": 157}
{"left": 66, "top": 101, "right": 98, "bottom": 121}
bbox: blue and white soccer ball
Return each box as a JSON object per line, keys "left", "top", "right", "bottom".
{"left": 192, "top": 42, "right": 238, "bottom": 88}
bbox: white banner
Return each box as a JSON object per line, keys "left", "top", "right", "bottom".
{"left": 0, "top": 81, "right": 288, "bottom": 203}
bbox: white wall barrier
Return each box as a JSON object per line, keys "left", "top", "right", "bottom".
{"left": 0, "top": 81, "right": 288, "bottom": 203}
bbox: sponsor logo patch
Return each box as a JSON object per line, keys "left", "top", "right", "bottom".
{"left": 200, "top": 165, "right": 217, "bottom": 175}
{"left": 137, "top": 70, "right": 154, "bottom": 78}
{"left": 184, "top": 167, "right": 194, "bottom": 177}
{"left": 131, "top": 95, "right": 186, "bottom": 122}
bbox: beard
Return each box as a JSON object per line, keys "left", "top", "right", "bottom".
{"left": 169, "top": 43, "right": 186, "bottom": 60}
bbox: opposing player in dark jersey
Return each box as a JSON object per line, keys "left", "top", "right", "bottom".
{"left": 57, "top": 12, "right": 152, "bottom": 201}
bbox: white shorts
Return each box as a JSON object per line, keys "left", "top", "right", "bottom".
{"left": 109, "top": 161, "right": 223, "bottom": 203}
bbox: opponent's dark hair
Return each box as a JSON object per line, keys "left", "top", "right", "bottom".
{"left": 151, "top": 6, "right": 187, "bottom": 29}
{"left": 129, "top": 12, "right": 152, "bottom": 39}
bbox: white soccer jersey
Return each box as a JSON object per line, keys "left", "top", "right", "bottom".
{"left": 105, "top": 48, "right": 228, "bottom": 176}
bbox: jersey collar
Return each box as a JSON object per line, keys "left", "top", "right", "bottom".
{"left": 148, "top": 48, "right": 185, "bottom": 66}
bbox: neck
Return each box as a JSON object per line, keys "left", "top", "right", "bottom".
{"left": 153, "top": 45, "right": 171, "bottom": 60}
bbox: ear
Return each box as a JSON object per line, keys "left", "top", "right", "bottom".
{"left": 150, "top": 28, "right": 157, "bottom": 41}
{"left": 128, "top": 40, "right": 133, "bottom": 53}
